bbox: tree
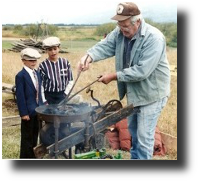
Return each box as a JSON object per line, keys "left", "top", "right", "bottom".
{"left": 23, "top": 24, "right": 58, "bottom": 38}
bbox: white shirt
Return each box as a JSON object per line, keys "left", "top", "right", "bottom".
{"left": 64, "top": 81, "right": 74, "bottom": 95}
{"left": 23, "top": 65, "right": 37, "bottom": 89}
{"left": 24, "top": 65, "right": 47, "bottom": 103}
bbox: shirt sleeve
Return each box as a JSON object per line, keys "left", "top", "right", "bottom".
{"left": 64, "top": 81, "right": 74, "bottom": 95}
{"left": 41, "top": 83, "right": 47, "bottom": 103}
{"left": 64, "top": 59, "right": 74, "bottom": 95}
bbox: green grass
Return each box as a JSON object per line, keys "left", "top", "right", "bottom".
{"left": 57, "top": 26, "right": 99, "bottom": 38}
{"left": 61, "top": 40, "right": 98, "bottom": 52}
{"left": 2, "top": 40, "right": 13, "bottom": 50}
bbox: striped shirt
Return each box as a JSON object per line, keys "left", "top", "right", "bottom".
{"left": 38, "top": 58, "right": 73, "bottom": 93}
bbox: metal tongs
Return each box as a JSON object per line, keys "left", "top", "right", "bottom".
{"left": 58, "top": 55, "right": 101, "bottom": 106}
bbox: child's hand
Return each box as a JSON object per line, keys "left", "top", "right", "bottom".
{"left": 21, "top": 115, "right": 30, "bottom": 121}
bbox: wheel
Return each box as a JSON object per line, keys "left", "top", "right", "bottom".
{"left": 104, "top": 100, "right": 123, "bottom": 113}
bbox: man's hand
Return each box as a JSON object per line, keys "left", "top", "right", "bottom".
{"left": 21, "top": 115, "right": 30, "bottom": 121}
{"left": 98, "top": 73, "right": 117, "bottom": 84}
{"left": 77, "top": 54, "right": 92, "bottom": 72}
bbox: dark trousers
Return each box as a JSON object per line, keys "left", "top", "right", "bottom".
{"left": 20, "top": 115, "right": 39, "bottom": 159}
{"left": 45, "top": 91, "right": 65, "bottom": 104}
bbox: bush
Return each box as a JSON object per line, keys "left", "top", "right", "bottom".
{"left": 94, "top": 20, "right": 177, "bottom": 48}
{"left": 94, "top": 23, "right": 116, "bottom": 36}
{"left": 23, "top": 24, "right": 58, "bottom": 37}
{"left": 13, "top": 25, "right": 23, "bottom": 34}
{"left": 23, "top": 24, "right": 37, "bottom": 37}
{"left": 145, "top": 18, "right": 177, "bottom": 48}
{"left": 2, "top": 26, "right": 13, "bottom": 31}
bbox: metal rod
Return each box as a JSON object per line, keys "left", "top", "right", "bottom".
{"left": 84, "top": 118, "right": 91, "bottom": 152}
{"left": 58, "top": 54, "right": 89, "bottom": 106}
{"left": 65, "top": 77, "right": 101, "bottom": 103}
{"left": 54, "top": 119, "right": 60, "bottom": 159}
{"left": 66, "top": 70, "right": 81, "bottom": 99}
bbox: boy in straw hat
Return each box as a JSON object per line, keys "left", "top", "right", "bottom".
{"left": 15, "top": 48, "right": 43, "bottom": 158}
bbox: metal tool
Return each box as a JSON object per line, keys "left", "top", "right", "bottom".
{"left": 64, "top": 76, "right": 102, "bottom": 104}
{"left": 86, "top": 86, "right": 101, "bottom": 107}
{"left": 58, "top": 54, "right": 89, "bottom": 106}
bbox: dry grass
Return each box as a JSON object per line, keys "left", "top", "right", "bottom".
{"left": 167, "top": 47, "right": 177, "bottom": 65}
{"left": 2, "top": 125, "right": 21, "bottom": 159}
{"left": 2, "top": 30, "right": 26, "bottom": 38}
{"left": 158, "top": 76, "right": 177, "bottom": 136}
{"left": 2, "top": 94, "right": 18, "bottom": 117}
{"left": 2, "top": 47, "right": 177, "bottom": 135}
{"left": 2, "top": 52, "right": 23, "bottom": 84}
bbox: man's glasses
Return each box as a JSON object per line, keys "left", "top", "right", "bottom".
{"left": 117, "top": 21, "right": 136, "bottom": 31}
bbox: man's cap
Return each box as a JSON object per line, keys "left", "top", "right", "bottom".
{"left": 111, "top": 2, "right": 141, "bottom": 21}
{"left": 42, "top": 37, "right": 61, "bottom": 48}
{"left": 21, "top": 48, "right": 41, "bottom": 60}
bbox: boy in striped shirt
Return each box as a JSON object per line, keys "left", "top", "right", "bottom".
{"left": 39, "top": 37, "right": 73, "bottom": 104}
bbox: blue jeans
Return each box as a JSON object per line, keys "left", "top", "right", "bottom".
{"left": 127, "top": 97, "right": 168, "bottom": 159}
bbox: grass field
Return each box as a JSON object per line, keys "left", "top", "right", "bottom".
{"left": 2, "top": 39, "right": 99, "bottom": 53}
{"left": 2, "top": 27, "right": 177, "bottom": 159}
{"left": 2, "top": 40, "right": 13, "bottom": 49}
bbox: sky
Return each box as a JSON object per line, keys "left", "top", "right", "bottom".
{"left": 0, "top": 0, "right": 177, "bottom": 24}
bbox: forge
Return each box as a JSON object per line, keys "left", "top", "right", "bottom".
{"left": 34, "top": 80, "right": 138, "bottom": 159}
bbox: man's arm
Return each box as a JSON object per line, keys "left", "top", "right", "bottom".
{"left": 98, "top": 73, "right": 117, "bottom": 84}
{"left": 77, "top": 27, "right": 119, "bottom": 72}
